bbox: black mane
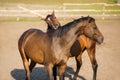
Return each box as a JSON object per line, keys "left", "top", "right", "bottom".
{"left": 52, "top": 16, "right": 95, "bottom": 37}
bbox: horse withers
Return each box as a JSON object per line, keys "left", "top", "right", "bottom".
{"left": 45, "top": 12, "right": 104, "bottom": 80}
{"left": 18, "top": 16, "right": 103, "bottom": 80}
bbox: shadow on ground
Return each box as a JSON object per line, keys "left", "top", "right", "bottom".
{"left": 11, "top": 66, "right": 86, "bottom": 80}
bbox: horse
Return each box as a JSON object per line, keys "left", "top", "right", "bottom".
{"left": 18, "top": 16, "right": 104, "bottom": 80}
{"left": 44, "top": 12, "right": 104, "bottom": 80}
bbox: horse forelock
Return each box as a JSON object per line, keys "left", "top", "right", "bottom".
{"left": 87, "top": 17, "right": 95, "bottom": 23}
{"left": 45, "top": 15, "right": 51, "bottom": 20}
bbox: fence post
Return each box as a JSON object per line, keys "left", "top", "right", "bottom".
{"left": 63, "top": 3, "right": 66, "bottom": 20}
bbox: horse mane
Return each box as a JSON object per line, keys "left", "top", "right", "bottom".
{"left": 53, "top": 16, "right": 95, "bottom": 37}
{"left": 53, "top": 20, "right": 76, "bottom": 37}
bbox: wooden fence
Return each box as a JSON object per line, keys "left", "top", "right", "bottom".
{"left": 0, "top": 3, "right": 120, "bottom": 19}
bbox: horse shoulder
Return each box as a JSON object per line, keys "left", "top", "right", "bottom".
{"left": 86, "top": 37, "right": 96, "bottom": 49}
{"left": 78, "top": 35, "right": 86, "bottom": 50}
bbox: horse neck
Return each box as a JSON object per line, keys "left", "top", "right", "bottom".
{"left": 54, "top": 21, "right": 83, "bottom": 49}
{"left": 47, "top": 24, "right": 54, "bottom": 32}
{"left": 66, "top": 22, "right": 83, "bottom": 43}
{"left": 47, "top": 24, "right": 52, "bottom": 30}
{"left": 64, "top": 20, "right": 83, "bottom": 37}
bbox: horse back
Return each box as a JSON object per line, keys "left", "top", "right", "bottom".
{"left": 18, "top": 29, "right": 44, "bottom": 47}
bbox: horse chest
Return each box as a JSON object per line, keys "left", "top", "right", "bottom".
{"left": 53, "top": 51, "right": 69, "bottom": 65}
{"left": 50, "top": 40, "right": 69, "bottom": 64}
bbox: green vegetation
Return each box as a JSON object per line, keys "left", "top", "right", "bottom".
{"left": 0, "top": 17, "right": 42, "bottom": 22}
{"left": 0, "top": 17, "right": 120, "bottom": 22}
{"left": 108, "top": 0, "right": 118, "bottom": 3}
{"left": 0, "top": 0, "right": 119, "bottom": 22}
{"left": 0, "top": 0, "right": 118, "bottom": 4}
{"left": 65, "top": 4, "right": 120, "bottom": 15}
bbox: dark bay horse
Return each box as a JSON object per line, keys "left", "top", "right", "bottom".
{"left": 45, "top": 12, "right": 104, "bottom": 80}
{"left": 18, "top": 16, "right": 103, "bottom": 80}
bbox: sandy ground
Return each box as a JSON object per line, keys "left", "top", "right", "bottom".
{"left": 0, "top": 20, "right": 120, "bottom": 80}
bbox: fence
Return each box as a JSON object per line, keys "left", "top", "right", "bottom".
{"left": 63, "top": 3, "right": 120, "bottom": 19}
{"left": 0, "top": 3, "right": 120, "bottom": 19}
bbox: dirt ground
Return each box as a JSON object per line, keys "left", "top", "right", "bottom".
{"left": 0, "top": 20, "right": 120, "bottom": 80}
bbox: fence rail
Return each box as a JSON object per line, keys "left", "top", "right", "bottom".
{"left": 0, "top": 3, "right": 120, "bottom": 19}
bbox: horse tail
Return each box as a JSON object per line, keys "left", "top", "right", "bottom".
{"left": 18, "top": 30, "right": 29, "bottom": 61}
{"left": 18, "top": 29, "right": 36, "bottom": 61}
{"left": 18, "top": 29, "right": 37, "bottom": 80}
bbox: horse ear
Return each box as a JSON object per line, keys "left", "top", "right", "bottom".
{"left": 88, "top": 17, "right": 94, "bottom": 23}
{"left": 52, "top": 10, "right": 55, "bottom": 16}
{"left": 88, "top": 19, "right": 92, "bottom": 23}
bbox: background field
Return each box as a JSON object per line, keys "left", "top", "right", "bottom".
{"left": 0, "top": 20, "right": 120, "bottom": 80}
{"left": 0, "top": 0, "right": 120, "bottom": 22}
{"left": 0, "top": 0, "right": 118, "bottom": 4}
{"left": 0, "top": 0, "right": 120, "bottom": 80}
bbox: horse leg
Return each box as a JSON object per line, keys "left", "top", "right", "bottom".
{"left": 19, "top": 49, "right": 31, "bottom": 80}
{"left": 24, "top": 55, "right": 31, "bottom": 80}
{"left": 23, "top": 60, "right": 30, "bottom": 80}
{"left": 73, "top": 53, "right": 82, "bottom": 80}
{"left": 29, "top": 60, "right": 36, "bottom": 72}
{"left": 20, "top": 57, "right": 30, "bottom": 80}
{"left": 87, "top": 48, "right": 98, "bottom": 80}
{"left": 53, "top": 66, "right": 57, "bottom": 80}
{"left": 58, "top": 64, "right": 66, "bottom": 80}
{"left": 45, "top": 64, "right": 54, "bottom": 80}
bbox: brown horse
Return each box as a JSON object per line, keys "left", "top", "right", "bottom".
{"left": 18, "top": 16, "right": 103, "bottom": 80}
{"left": 45, "top": 12, "right": 104, "bottom": 80}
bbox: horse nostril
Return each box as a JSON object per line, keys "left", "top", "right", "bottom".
{"left": 98, "top": 36, "right": 104, "bottom": 44}
{"left": 102, "top": 37, "right": 104, "bottom": 42}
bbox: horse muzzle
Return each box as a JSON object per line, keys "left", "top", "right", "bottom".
{"left": 96, "top": 36, "right": 104, "bottom": 44}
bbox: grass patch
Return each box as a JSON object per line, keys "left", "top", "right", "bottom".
{"left": 0, "top": 17, "right": 43, "bottom": 22}
{"left": 0, "top": 17, "right": 120, "bottom": 22}
{"left": 0, "top": 0, "right": 118, "bottom": 5}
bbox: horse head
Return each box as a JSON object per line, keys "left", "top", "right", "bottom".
{"left": 78, "top": 16, "right": 104, "bottom": 44}
{"left": 45, "top": 11, "right": 61, "bottom": 30}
